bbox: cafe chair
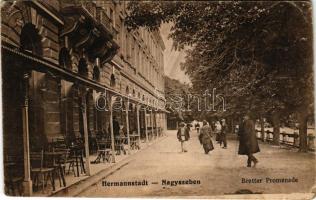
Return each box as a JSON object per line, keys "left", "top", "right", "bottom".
{"left": 67, "top": 146, "right": 86, "bottom": 177}
{"left": 115, "top": 137, "right": 126, "bottom": 155}
{"left": 30, "top": 150, "right": 55, "bottom": 193}
{"left": 4, "top": 155, "right": 23, "bottom": 196}
{"left": 94, "top": 139, "right": 112, "bottom": 163}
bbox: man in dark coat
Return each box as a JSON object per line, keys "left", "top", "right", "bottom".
{"left": 186, "top": 123, "right": 191, "bottom": 131}
{"left": 177, "top": 122, "right": 190, "bottom": 152}
{"left": 238, "top": 114, "right": 260, "bottom": 167}
{"left": 220, "top": 119, "right": 228, "bottom": 149}
{"left": 199, "top": 120, "right": 214, "bottom": 154}
{"left": 196, "top": 123, "right": 200, "bottom": 134}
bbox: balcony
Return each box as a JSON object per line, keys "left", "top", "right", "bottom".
{"left": 61, "top": 1, "right": 119, "bottom": 65}
{"left": 61, "top": 1, "right": 97, "bottom": 18}
{"left": 81, "top": 1, "right": 97, "bottom": 18}
{"left": 97, "top": 9, "right": 118, "bottom": 39}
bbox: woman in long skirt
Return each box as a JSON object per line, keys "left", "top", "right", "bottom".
{"left": 199, "top": 120, "right": 214, "bottom": 154}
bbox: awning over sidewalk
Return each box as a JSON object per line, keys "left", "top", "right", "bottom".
{"left": 2, "top": 43, "right": 167, "bottom": 112}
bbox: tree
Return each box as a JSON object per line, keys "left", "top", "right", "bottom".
{"left": 126, "top": 1, "right": 313, "bottom": 151}
{"left": 164, "top": 76, "right": 193, "bottom": 123}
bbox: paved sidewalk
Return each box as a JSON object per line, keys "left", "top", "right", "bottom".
{"left": 48, "top": 135, "right": 165, "bottom": 197}
{"left": 79, "top": 130, "right": 315, "bottom": 198}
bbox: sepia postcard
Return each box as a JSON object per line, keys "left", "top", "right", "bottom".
{"left": 1, "top": 0, "right": 315, "bottom": 199}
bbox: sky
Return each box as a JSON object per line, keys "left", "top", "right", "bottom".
{"left": 159, "top": 23, "right": 191, "bottom": 84}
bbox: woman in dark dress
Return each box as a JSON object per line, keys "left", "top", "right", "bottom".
{"left": 199, "top": 120, "right": 214, "bottom": 154}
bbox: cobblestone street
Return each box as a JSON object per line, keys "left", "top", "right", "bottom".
{"left": 79, "top": 130, "right": 315, "bottom": 197}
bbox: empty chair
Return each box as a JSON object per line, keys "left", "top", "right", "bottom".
{"left": 30, "top": 150, "right": 55, "bottom": 193}
{"left": 94, "top": 139, "right": 112, "bottom": 163}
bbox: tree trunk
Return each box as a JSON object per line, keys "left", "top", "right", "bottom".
{"left": 231, "top": 118, "right": 235, "bottom": 134}
{"left": 272, "top": 112, "right": 280, "bottom": 145}
{"left": 260, "top": 116, "right": 265, "bottom": 142}
{"left": 297, "top": 111, "right": 308, "bottom": 152}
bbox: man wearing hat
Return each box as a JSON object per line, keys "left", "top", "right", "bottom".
{"left": 177, "top": 122, "right": 190, "bottom": 152}
{"left": 220, "top": 119, "right": 228, "bottom": 149}
{"left": 238, "top": 112, "right": 260, "bottom": 167}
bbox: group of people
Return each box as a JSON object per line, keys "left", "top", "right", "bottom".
{"left": 176, "top": 112, "right": 260, "bottom": 167}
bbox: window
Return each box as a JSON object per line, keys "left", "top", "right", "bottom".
{"left": 110, "top": 74, "right": 116, "bottom": 87}
{"left": 149, "top": 62, "right": 152, "bottom": 80}
{"left": 109, "top": 8, "right": 114, "bottom": 25}
{"left": 78, "top": 58, "right": 88, "bottom": 77}
{"left": 59, "top": 47, "right": 71, "bottom": 69}
{"left": 139, "top": 49, "right": 142, "bottom": 73}
{"left": 145, "top": 58, "right": 148, "bottom": 79}
{"left": 126, "top": 86, "right": 129, "bottom": 95}
{"left": 120, "top": 17, "right": 124, "bottom": 55}
{"left": 116, "top": 20, "right": 121, "bottom": 45}
{"left": 93, "top": 66, "right": 100, "bottom": 81}
{"left": 20, "top": 23, "right": 43, "bottom": 56}
{"left": 126, "top": 34, "right": 130, "bottom": 60}
{"left": 134, "top": 40, "right": 138, "bottom": 69}
{"left": 131, "top": 38, "right": 135, "bottom": 65}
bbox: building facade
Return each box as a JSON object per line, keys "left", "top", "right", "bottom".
{"left": 2, "top": 0, "right": 167, "bottom": 195}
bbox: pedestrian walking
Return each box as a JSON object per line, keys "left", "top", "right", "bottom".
{"left": 177, "top": 122, "right": 190, "bottom": 152}
{"left": 220, "top": 119, "right": 227, "bottom": 149}
{"left": 238, "top": 113, "right": 260, "bottom": 167}
{"left": 199, "top": 120, "right": 214, "bottom": 154}
{"left": 214, "top": 121, "right": 222, "bottom": 145}
{"left": 196, "top": 123, "right": 200, "bottom": 134}
{"left": 186, "top": 123, "right": 191, "bottom": 131}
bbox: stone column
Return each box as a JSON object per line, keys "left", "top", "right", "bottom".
{"left": 155, "top": 112, "right": 159, "bottom": 137}
{"left": 159, "top": 113, "right": 162, "bottom": 135}
{"left": 151, "top": 110, "right": 154, "bottom": 140}
{"left": 144, "top": 109, "right": 149, "bottom": 144}
{"left": 162, "top": 113, "right": 164, "bottom": 134}
{"left": 160, "top": 113, "right": 163, "bottom": 135}
{"left": 136, "top": 105, "right": 141, "bottom": 147}
{"left": 22, "top": 73, "right": 32, "bottom": 196}
{"left": 81, "top": 90, "right": 90, "bottom": 176}
{"left": 110, "top": 95, "right": 116, "bottom": 162}
{"left": 164, "top": 113, "right": 168, "bottom": 132}
{"left": 125, "top": 100, "right": 131, "bottom": 154}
